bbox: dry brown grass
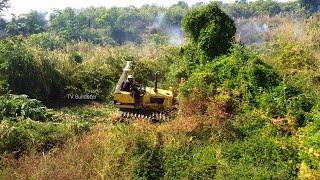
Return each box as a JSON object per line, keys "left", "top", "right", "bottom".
{"left": 2, "top": 127, "right": 95, "bottom": 179}
{"left": 168, "top": 91, "right": 234, "bottom": 142}
{"left": 1, "top": 124, "right": 134, "bottom": 180}
{"left": 0, "top": 119, "right": 171, "bottom": 180}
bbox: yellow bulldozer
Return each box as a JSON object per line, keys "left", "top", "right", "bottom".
{"left": 114, "top": 61, "right": 174, "bottom": 121}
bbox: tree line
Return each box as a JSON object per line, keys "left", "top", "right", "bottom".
{"left": 0, "top": 0, "right": 319, "bottom": 46}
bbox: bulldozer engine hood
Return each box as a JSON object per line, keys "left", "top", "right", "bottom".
{"left": 145, "top": 87, "right": 173, "bottom": 97}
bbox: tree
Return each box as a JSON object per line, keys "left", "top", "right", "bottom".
{"left": 0, "top": 17, "right": 6, "bottom": 38}
{"left": 172, "top": 1, "right": 188, "bottom": 9}
{"left": 280, "top": 1, "right": 300, "bottom": 15}
{"left": 5, "top": 11, "right": 47, "bottom": 36}
{"left": 50, "top": 8, "right": 77, "bottom": 40}
{"left": 228, "top": 0, "right": 254, "bottom": 18}
{"left": 182, "top": 2, "right": 236, "bottom": 59}
{"left": 0, "top": 0, "right": 9, "bottom": 13}
{"left": 163, "top": 5, "right": 186, "bottom": 28}
{"left": 253, "top": 0, "right": 281, "bottom": 16}
{"left": 300, "top": 0, "right": 320, "bottom": 14}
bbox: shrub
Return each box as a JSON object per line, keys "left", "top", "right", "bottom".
{"left": 163, "top": 142, "right": 193, "bottom": 178}
{"left": 132, "top": 133, "right": 165, "bottom": 180}
{"left": 180, "top": 45, "right": 280, "bottom": 104}
{"left": 69, "top": 51, "right": 83, "bottom": 64}
{"left": 217, "top": 135, "right": 299, "bottom": 179}
{"left": 231, "top": 109, "right": 270, "bottom": 139}
{"left": 167, "top": 43, "right": 201, "bottom": 85}
{"left": 27, "top": 32, "right": 67, "bottom": 50}
{"left": 148, "top": 34, "right": 168, "bottom": 45}
{"left": 0, "top": 118, "right": 69, "bottom": 155}
{"left": 0, "top": 117, "right": 90, "bottom": 156}
{"left": 258, "top": 83, "right": 315, "bottom": 127}
{"left": 66, "top": 62, "right": 115, "bottom": 101}
{"left": 163, "top": 143, "right": 217, "bottom": 179}
{"left": 275, "top": 42, "right": 317, "bottom": 71}
{"left": 0, "top": 80, "right": 9, "bottom": 95}
{"left": 0, "top": 37, "right": 66, "bottom": 101}
{"left": 0, "top": 37, "right": 45, "bottom": 100}
{"left": 131, "top": 60, "right": 157, "bottom": 86}
{"left": 0, "top": 94, "right": 53, "bottom": 122}
{"left": 0, "top": 94, "right": 91, "bottom": 156}
{"left": 298, "top": 110, "right": 320, "bottom": 178}
{"left": 182, "top": 2, "right": 236, "bottom": 59}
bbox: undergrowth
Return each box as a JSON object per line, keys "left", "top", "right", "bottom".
{"left": 1, "top": 5, "right": 320, "bottom": 180}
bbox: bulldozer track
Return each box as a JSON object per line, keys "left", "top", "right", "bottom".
{"left": 119, "top": 110, "right": 175, "bottom": 122}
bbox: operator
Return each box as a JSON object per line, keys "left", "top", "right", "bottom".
{"left": 121, "top": 75, "right": 141, "bottom": 104}
{"left": 121, "top": 75, "right": 134, "bottom": 92}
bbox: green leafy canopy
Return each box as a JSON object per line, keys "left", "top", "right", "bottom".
{"left": 182, "top": 3, "right": 236, "bottom": 59}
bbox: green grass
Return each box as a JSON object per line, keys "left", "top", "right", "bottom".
{"left": 54, "top": 102, "right": 117, "bottom": 123}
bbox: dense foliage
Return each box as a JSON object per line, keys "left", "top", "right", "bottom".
{"left": 0, "top": 37, "right": 65, "bottom": 101}
{"left": 180, "top": 45, "right": 279, "bottom": 101}
{"left": 300, "top": 0, "right": 320, "bottom": 14}
{"left": 0, "top": 94, "right": 53, "bottom": 121}
{"left": 0, "top": 0, "right": 318, "bottom": 47}
{"left": 0, "top": 0, "right": 8, "bottom": 13}
{"left": 0, "top": 3, "right": 187, "bottom": 47}
{"left": 0, "top": 1, "right": 320, "bottom": 179}
{"left": 182, "top": 3, "right": 236, "bottom": 59}
{"left": 0, "top": 94, "right": 90, "bottom": 155}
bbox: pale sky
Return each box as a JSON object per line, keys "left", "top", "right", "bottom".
{"left": 2, "top": 0, "right": 293, "bottom": 19}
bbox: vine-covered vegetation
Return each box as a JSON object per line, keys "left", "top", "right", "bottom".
{"left": 1, "top": 0, "right": 320, "bottom": 179}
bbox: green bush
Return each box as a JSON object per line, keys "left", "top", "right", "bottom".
{"left": 275, "top": 42, "right": 317, "bottom": 71}
{"left": 0, "top": 117, "right": 90, "bottom": 155}
{"left": 0, "top": 37, "right": 45, "bottom": 99}
{"left": 0, "top": 37, "right": 66, "bottom": 101}
{"left": 217, "top": 135, "right": 299, "bottom": 179}
{"left": 148, "top": 34, "right": 168, "bottom": 45}
{"left": 167, "top": 43, "right": 201, "bottom": 85}
{"left": 182, "top": 2, "right": 236, "bottom": 59}
{"left": 66, "top": 62, "right": 115, "bottom": 101}
{"left": 258, "top": 83, "right": 301, "bottom": 118}
{"left": 298, "top": 110, "right": 320, "bottom": 173}
{"left": 231, "top": 109, "right": 270, "bottom": 139}
{"left": 132, "top": 60, "right": 157, "bottom": 86}
{"left": 0, "top": 94, "right": 92, "bottom": 155}
{"left": 0, "top": 118, "right": 68, "bottom": 155}
{"left": 69, "top": 51, "right": 83, "bottom": 64}
{"left": 181, "top": 45, "right": 280, "bottom": 104}
{"left": 96, "top": 124, "right": 219, "bottom": 179}
{"left": 258, "top": 83, "right": 315, "bottom": 127}
{"left": 0, "top": 80, "right": 9, "bottom": 95}
{"left": 27, "top": 32, "right": 67, "bottom": 50}
{"left": 163, "top": 143, "right": 217, "bottom": 179}
{"left": 132, "top": 134, "right": 165, "bottom": 180}
{"left": 0, "top": 94, "right": 53, "bottom": 122}
{"left": 163, "top": 141, "right": 193, "bottom": 178}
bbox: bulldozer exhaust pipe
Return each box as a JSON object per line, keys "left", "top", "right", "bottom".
{"left": 154, "top": 72, "right": 158, "bottom": 93}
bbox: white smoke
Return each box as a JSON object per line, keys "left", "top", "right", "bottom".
{"left": 152, "top": 13, "right": 165, "bottom": 28}
{"left": 152, "top": 13, "right": 184, "bottom": 46}
{"left": 237, "top": 21, "right": 270, "bottom": 45}
{"left": 168, "top": 26, "right": 184, "bottom": 45}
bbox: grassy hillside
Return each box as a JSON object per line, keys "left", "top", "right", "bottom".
{"left": 1, "top": 1, "right": 320, "bottom": 179}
